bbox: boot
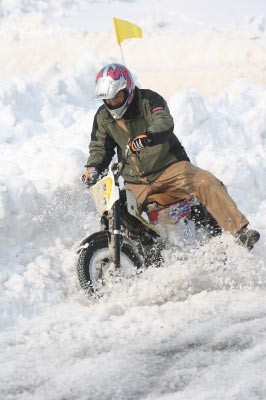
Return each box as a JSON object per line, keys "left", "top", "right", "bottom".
{"left": 237, "top": 226, "right": 260, "bottom": 250}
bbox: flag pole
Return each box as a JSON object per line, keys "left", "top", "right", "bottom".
{"left": 119, "top": 44, "right": 126, "bottom": 66}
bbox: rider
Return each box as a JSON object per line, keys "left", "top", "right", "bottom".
{"left": 82, "top": 63, "right": 260, "bottom": 250}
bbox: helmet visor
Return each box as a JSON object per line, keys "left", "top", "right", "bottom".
{"left": 94, "top": 76, "right": 127, "bottom": 100}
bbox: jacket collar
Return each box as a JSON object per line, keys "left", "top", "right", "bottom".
{"left": 123, "top": 87, "right": 142, "bottom": 120}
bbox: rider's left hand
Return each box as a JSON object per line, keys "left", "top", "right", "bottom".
{"left": 130, "top": 134, "right": 151, "bottom": 153}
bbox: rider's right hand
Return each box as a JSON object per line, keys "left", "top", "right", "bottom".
{"left": 82, "top": 167, "right": 99, "bottom": 186}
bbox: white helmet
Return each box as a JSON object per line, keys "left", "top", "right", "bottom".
{"left": 94, "top": 63, "right": 135, "bottom": 119}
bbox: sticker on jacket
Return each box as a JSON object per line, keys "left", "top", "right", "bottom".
{"left": 151, "top": 106, "right": 164, "bottom": 113}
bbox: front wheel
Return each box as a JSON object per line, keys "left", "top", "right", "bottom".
{"left": 77, "top": 232, "right": 143, "bottom": 293}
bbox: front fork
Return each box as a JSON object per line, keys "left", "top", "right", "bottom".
{"left": 110, "top": 198, "right": 121, "bottom": 269}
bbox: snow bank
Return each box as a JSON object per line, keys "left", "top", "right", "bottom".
{"left": 1, "top": 1, "right": 266, "bottom": 98}
{"left": 169, "top": 80, "right": 266, "bottom": 212}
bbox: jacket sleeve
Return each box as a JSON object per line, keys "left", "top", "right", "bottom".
{"left": 143, "top": 90, "right": 174, "bottom": 146}
{"left": 86, "top": 109, "right": 116, "bottom": 172}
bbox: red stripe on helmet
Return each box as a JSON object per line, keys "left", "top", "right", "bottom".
{"left": 96, "top": 69, "right": 103, "bottom": 81}
{"left": 107, "top": 66, "right": 121, "bottom": 80}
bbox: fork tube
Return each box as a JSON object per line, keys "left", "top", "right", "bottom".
{"left": 113, "top": 199, "right": 121, "bottom": 269}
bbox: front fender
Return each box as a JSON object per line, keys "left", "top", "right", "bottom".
{"left": 76, "top": 231, "right": 110, "bottom": 254}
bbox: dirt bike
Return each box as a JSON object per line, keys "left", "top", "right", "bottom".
{"left": 76, "top": 146, "right": 221, "bottom": 293}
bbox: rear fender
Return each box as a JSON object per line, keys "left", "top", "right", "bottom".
{"left": 76, "top": 231, "right": 110, "bottom": 254}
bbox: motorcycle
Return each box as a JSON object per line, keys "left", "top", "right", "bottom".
{"left": 77, "top": 146, "right": 221, "bottom": 293}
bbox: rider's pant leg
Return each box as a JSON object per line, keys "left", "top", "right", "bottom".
{"left": 124, "top": 161, "right": 248, "bottom": 234}
{"left": 156, "top": 161, "right": 248, "bottom": 234}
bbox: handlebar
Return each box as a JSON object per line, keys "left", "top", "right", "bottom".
{"left": 84, "top": 143, "right": 134, "bottom": 187}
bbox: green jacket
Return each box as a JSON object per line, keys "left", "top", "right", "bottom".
{"left": 86, "top": 87, "right": 189, "bottom": 183}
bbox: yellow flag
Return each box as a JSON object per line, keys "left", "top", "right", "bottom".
{"left": 113, "top": 17, "right": 142, "bottom": 45}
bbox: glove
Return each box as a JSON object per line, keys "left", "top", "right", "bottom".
{"left": 82, "top": 167, "right": 99, "bottom": 186}
{"left": 130, "top": 134, "right": 150, "bottom": 153}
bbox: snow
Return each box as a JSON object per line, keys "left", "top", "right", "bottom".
{"left": 0, "top": 0, "right": 266, "bottom": 398}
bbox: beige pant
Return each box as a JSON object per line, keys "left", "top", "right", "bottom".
{"left": 124, "top": 161, "right": 248, "bottom": 234}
